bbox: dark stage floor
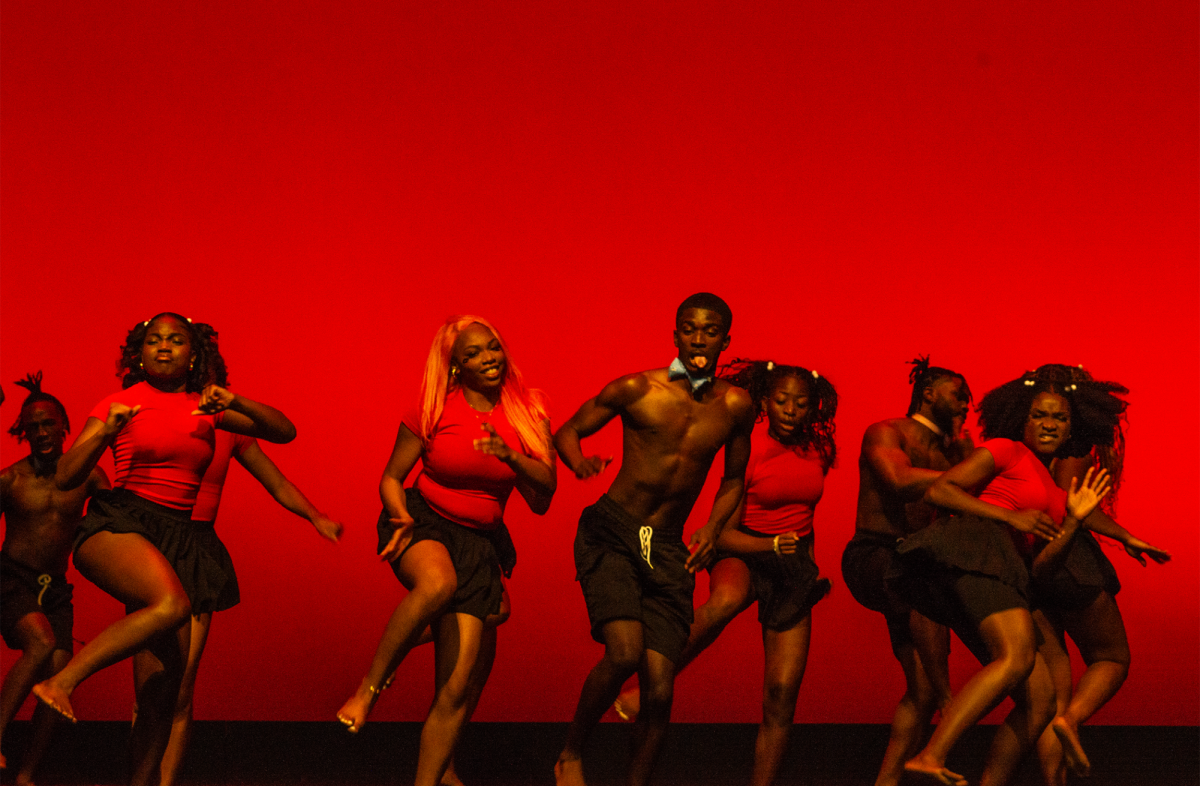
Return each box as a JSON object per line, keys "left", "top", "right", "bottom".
{"left": 5, "top": 721, "right": 1197, "bottom": 785}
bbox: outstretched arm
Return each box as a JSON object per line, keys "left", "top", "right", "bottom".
{"left": 861, "top": 422, "right": 942, "bottom": 502}
{"left": 378, "top": 423, "right": 424, "bottom": 562}
{"left": 925, "top": 446, "right": 1060, "bottom": 541}
{"left": 1053, "top": 455, "right": 1171, "bottom": 566}
{"left": 553, "top": 375, "right": 645, "bottom": 479}
{"left": 234, "top": 440, "right": 342, "bottom": 542}
{"left": 195, "top": 385, "right": 296, "bottom": 444}
{"left": 56, "top": 406, "right": 140, "bottom": 490}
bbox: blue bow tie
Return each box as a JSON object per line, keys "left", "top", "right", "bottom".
{"left": 668, "top": 357, "right": 713, "bottom": 395}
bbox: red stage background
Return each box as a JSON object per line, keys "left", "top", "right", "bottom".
{"left": 2, "top": 2, "right": 1196, "bottom": 726}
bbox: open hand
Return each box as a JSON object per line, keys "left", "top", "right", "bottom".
{"left": 686, "top": 527, "right": 717, "bottom": 573}
{"left": 1066, "top": 467, "right": 1111, "bottom": 522}
{"left": 379, "top": 516, "right": 415, "bottom": 562}
{"left": 192, "top": 384, "right": 237, "bottom": 415}
{"left": 474, "top": 423, "right": 516, "bottom": 463}
{"left": 1008, "top": 509, "right": 1060, "bottom": 541}
{"left": 1124, "top": 537, "right": 1171, "bottom": 567}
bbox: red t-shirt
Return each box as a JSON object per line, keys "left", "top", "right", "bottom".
{"left": 978, "top": 438, "right": 1067, "bottom": 525}
{"left": 739, "top": 418, "right": 826, "bottom": 537}
{"left": 191, "top": 431, "right": 257, "bottom": 522}
{"left": 89, "top": 382, "right": 224, "bottom": 510}
{"left": 403, "top": 389, "right": 530, "bottom": 530}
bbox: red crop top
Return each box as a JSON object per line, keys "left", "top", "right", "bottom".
{"left": 402, "top": 389, "right": 531, "bottom": 530}
{"left": 739, "top": 418, "right": 826, "bottom": 537}
{"left": 191, "top": 431, "right": 257, "bottom": 522}
{"left": 88, "top": 382, "right": 224, "bottom": 510}
{"left": 978, "top": 438, "right": 1067, "bottom": 525}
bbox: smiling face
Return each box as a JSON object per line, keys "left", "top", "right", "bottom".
{"left": 451, "top": 322, "right": 506, "bottom": 393}
{"left": 673, "top": 307, "right": 730, "bottom": 375}
{"left": 1024, "top": 390, "right": 1071, "bottom": 457}
{"left": 21, "top": 401, "right": 66, "bottom": 460}
{"left": 141, "top": 316, "right": 194, "bottom": 387}
{"left": 764, "top": 374, "right": 811, "bottom": 443}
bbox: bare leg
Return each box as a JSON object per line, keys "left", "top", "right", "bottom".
{"left": 338, "top": 541, "right": 457, "bottom": 732}
{"left": 629, "top": 649, "right": 677, "bottom": 786}
{"left": 750, "top": 615, "right": 811, "bottom": 786}
{"left": 153, "top": 612, "right": 212, "bottom": 786}
{"left": 1054, "top": 591, "right": 1130, "bottom": 777}
{"left": 128, "top": 619, "right": 190, "bottom": 786}
{"left": 875, "top": 611, "right": 952, "bottom": 786}
{"left": 14, "top": 648, "right": 70, "bottom": 786}
{"left": 0, "top": 613, "right": 58, "bottom": 759}
{"left": 905, "top": 607, "right": 1039, "bottom": 786}
{"left": 614, "top": 558, "right": 753, "bottom": 722}
{"left": 979, "top": 652, "right": 1056, "bottom": 786}
{"left": 556, "top": 619, "right": 646, "bottom": 786}
{"left": 414, "top": 613, "right": 483, "bottom": 786}
{"left": 1033, "top": 610, "right": 1071, "bottom": 786}
{"left": 34, "top": 531, "right": 192, "bottom": 723}
{"left": 437, "top": 624, "right": 498, "bottom": 786}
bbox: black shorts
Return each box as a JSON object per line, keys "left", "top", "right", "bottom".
{"left": 889, "top": 514, "right": 1031, "bottom": 665}
{"left": 74, "top": 488, "right": 232, "bottom": 615}
{"left": 841, "top": 529, "right": 913, "bottom": 649}
{"left": 190, "top": 520, "right": 240, "bottom": 613}
{"left": 0, "top": 552, "right": 73, "bottom": 652}
{"left": 573, "top": 494, "right": 694, "bottom": 663}
{"left": 715, "top": 528, "right": 830, "bottom": 632}
{"left": 1032, "top": 531, "right": 1121, "bottom": 612}
{"left": 376, "top": 488, "right": 515, "bottom": 622}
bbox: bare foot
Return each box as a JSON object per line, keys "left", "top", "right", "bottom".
{"left": 555, "top": 755, "right": 587, "bottom": 786}
{"left": 336, "top": 682, "right": 380, "bottom": 734}
{"left": 1051, "top": 716, "right": 1090, "bottom": 777}
{"left": 613, "top": 688, "right": 640, "bottom": 722}
{"left": 904, "top": 755, "right": 967, "bottom": 786}
{"left": 31, "top": 682, "right": 76, "bottom": 724}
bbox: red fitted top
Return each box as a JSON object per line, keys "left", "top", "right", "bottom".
{"left": 89, "top": 382, "right": 224, "bottom": 510}
{"left": 402, "top": 389, "right": 528, "bottom": 530}
{"left": 739, "top": 419, "right": 826, "bottom": 537}
{"left": 191, "top": 431, "right": 256, "bottom": 522}
{"left": 977, "top": 438, "right": 1067, "bottom": 525}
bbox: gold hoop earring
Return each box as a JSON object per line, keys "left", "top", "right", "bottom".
{"left": 450, "top": 366, "right": 459, "bottom": 377}
{"left": 139, "top": 360, "right": 144, "bottom": 371}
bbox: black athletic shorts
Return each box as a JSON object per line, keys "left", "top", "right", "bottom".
{"left": 0, "top": 551, "right": 73, "bottom": 651}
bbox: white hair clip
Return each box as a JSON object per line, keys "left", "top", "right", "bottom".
{"left": 1069, "top": 384, "right": 1077, "bottom": 391}
{"left": 143, "top": 320, "right": 150, "bottom": 326}
{"left": 766, "top": 361, "right": 775, "bottom": 371}
{"left": 1024, "top": 379, "right": 1035, "bottom": 386}
{"left": 186, "top": 317, "right": 193, "bottom": 323}
{"left": 812, "top": 370, "right": 819, "bottom": 379}
{"left": 1078, "top": 364, "right": 1084, "bottom": 369}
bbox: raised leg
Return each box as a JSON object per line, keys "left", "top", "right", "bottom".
{"left": 614, "top": 558, "right": 753, "bottom": 722}
{"left": 556, "top": 619, "right": 646, "bottom": 786}
{"left": 750, "top": 615, "right": 812, "bottom": 786}
{"left": 338, "top": 540, "right": 457, "bottom": 732}
{"left": 34, "top": 531, "right": 191, "bottom": 724}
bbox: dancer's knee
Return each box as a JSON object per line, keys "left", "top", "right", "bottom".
{"left": 604, "top": 641, "right": 643, "bottom": 675}
{"left": 17, "top": 618, "right": 57, "bottom": 664}
{"left": 640, "top": 674, "right": 674, "bottom": 716}
{"left": 154, "top": 591, "right": 192, "bottom": 630}
{"left": 415, "top": 569, "right": 457, "bottom": 610}
{"left": 762, "top": 679, "right": 799, "bottom": 727}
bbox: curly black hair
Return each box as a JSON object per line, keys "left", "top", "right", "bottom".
{"left": 977, "top": 363, "right": 1128, "bottom": 504}
{"left": 117, "top": 313, "right": 228, "bottom": 392}
{"left": 906, "top": 355, "right": 971, "bottom": 416}
{"left": 7, "top": 371, "right": 70, "bottom": 441}
{"left": 719, "top": 358, "right": 838, "bottom": 472}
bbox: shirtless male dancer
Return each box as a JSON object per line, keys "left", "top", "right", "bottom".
{"left": 841, "top": 358, "right": 972, "bottom": 786}
{"left": 1, "top": 374, "right": 109, "bottom": 783}
{"left": 553, "top": 293, "right": 754, "bottom": 786}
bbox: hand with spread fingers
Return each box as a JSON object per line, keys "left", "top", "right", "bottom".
{"left": 378, "top": 516, "right": 416, "bottom": 563}
{"left": 1066, "top": 467, "right": 1111, "bottom": 522}
{"left": 474, "top": 422, "right": 516, "bottom": 463}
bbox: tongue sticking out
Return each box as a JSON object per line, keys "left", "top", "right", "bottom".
{"left": 691, "top": 356, "right": 708, "bottom": 370}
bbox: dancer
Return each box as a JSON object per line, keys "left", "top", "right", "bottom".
{"left": 553, "top": 293, "right": 755, "bottom": 786}
{"left": 891, "top": 369, "right": 1112, "bottom": 786}
{"left": 1, "top": 374, "right": 109, "bottom": 784}
{"left": 136, "top": 334, "right": 342, "bottom": 786}
{"left": 613, "top": 359, "right": 837, "bottom": 786}
{"left": 34, "top": 312, "right": 296, "bottom": 786}
{"left": 840, "top": 357, "right": 972, "bottom": 786}
{"left": 337, "top": 316, "right": 555, "bottom": 786}
{"left": 973, "top": 365, "right": 1169, "bottom": 785}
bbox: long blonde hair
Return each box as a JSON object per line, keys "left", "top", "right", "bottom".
{"left": 418, "top": 315, "right": 551, "bottom": 463}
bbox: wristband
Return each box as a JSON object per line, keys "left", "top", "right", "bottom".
{"left": 773, "top": 535, "right": 781, "bottom": 556}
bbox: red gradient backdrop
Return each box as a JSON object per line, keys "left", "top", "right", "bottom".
{"left": 2, "top": 2, "right": 1196, "bottom": 726}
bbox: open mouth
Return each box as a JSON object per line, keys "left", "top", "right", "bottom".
{"left": 689, "top": 354, "right": 710, "bottom": 371}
